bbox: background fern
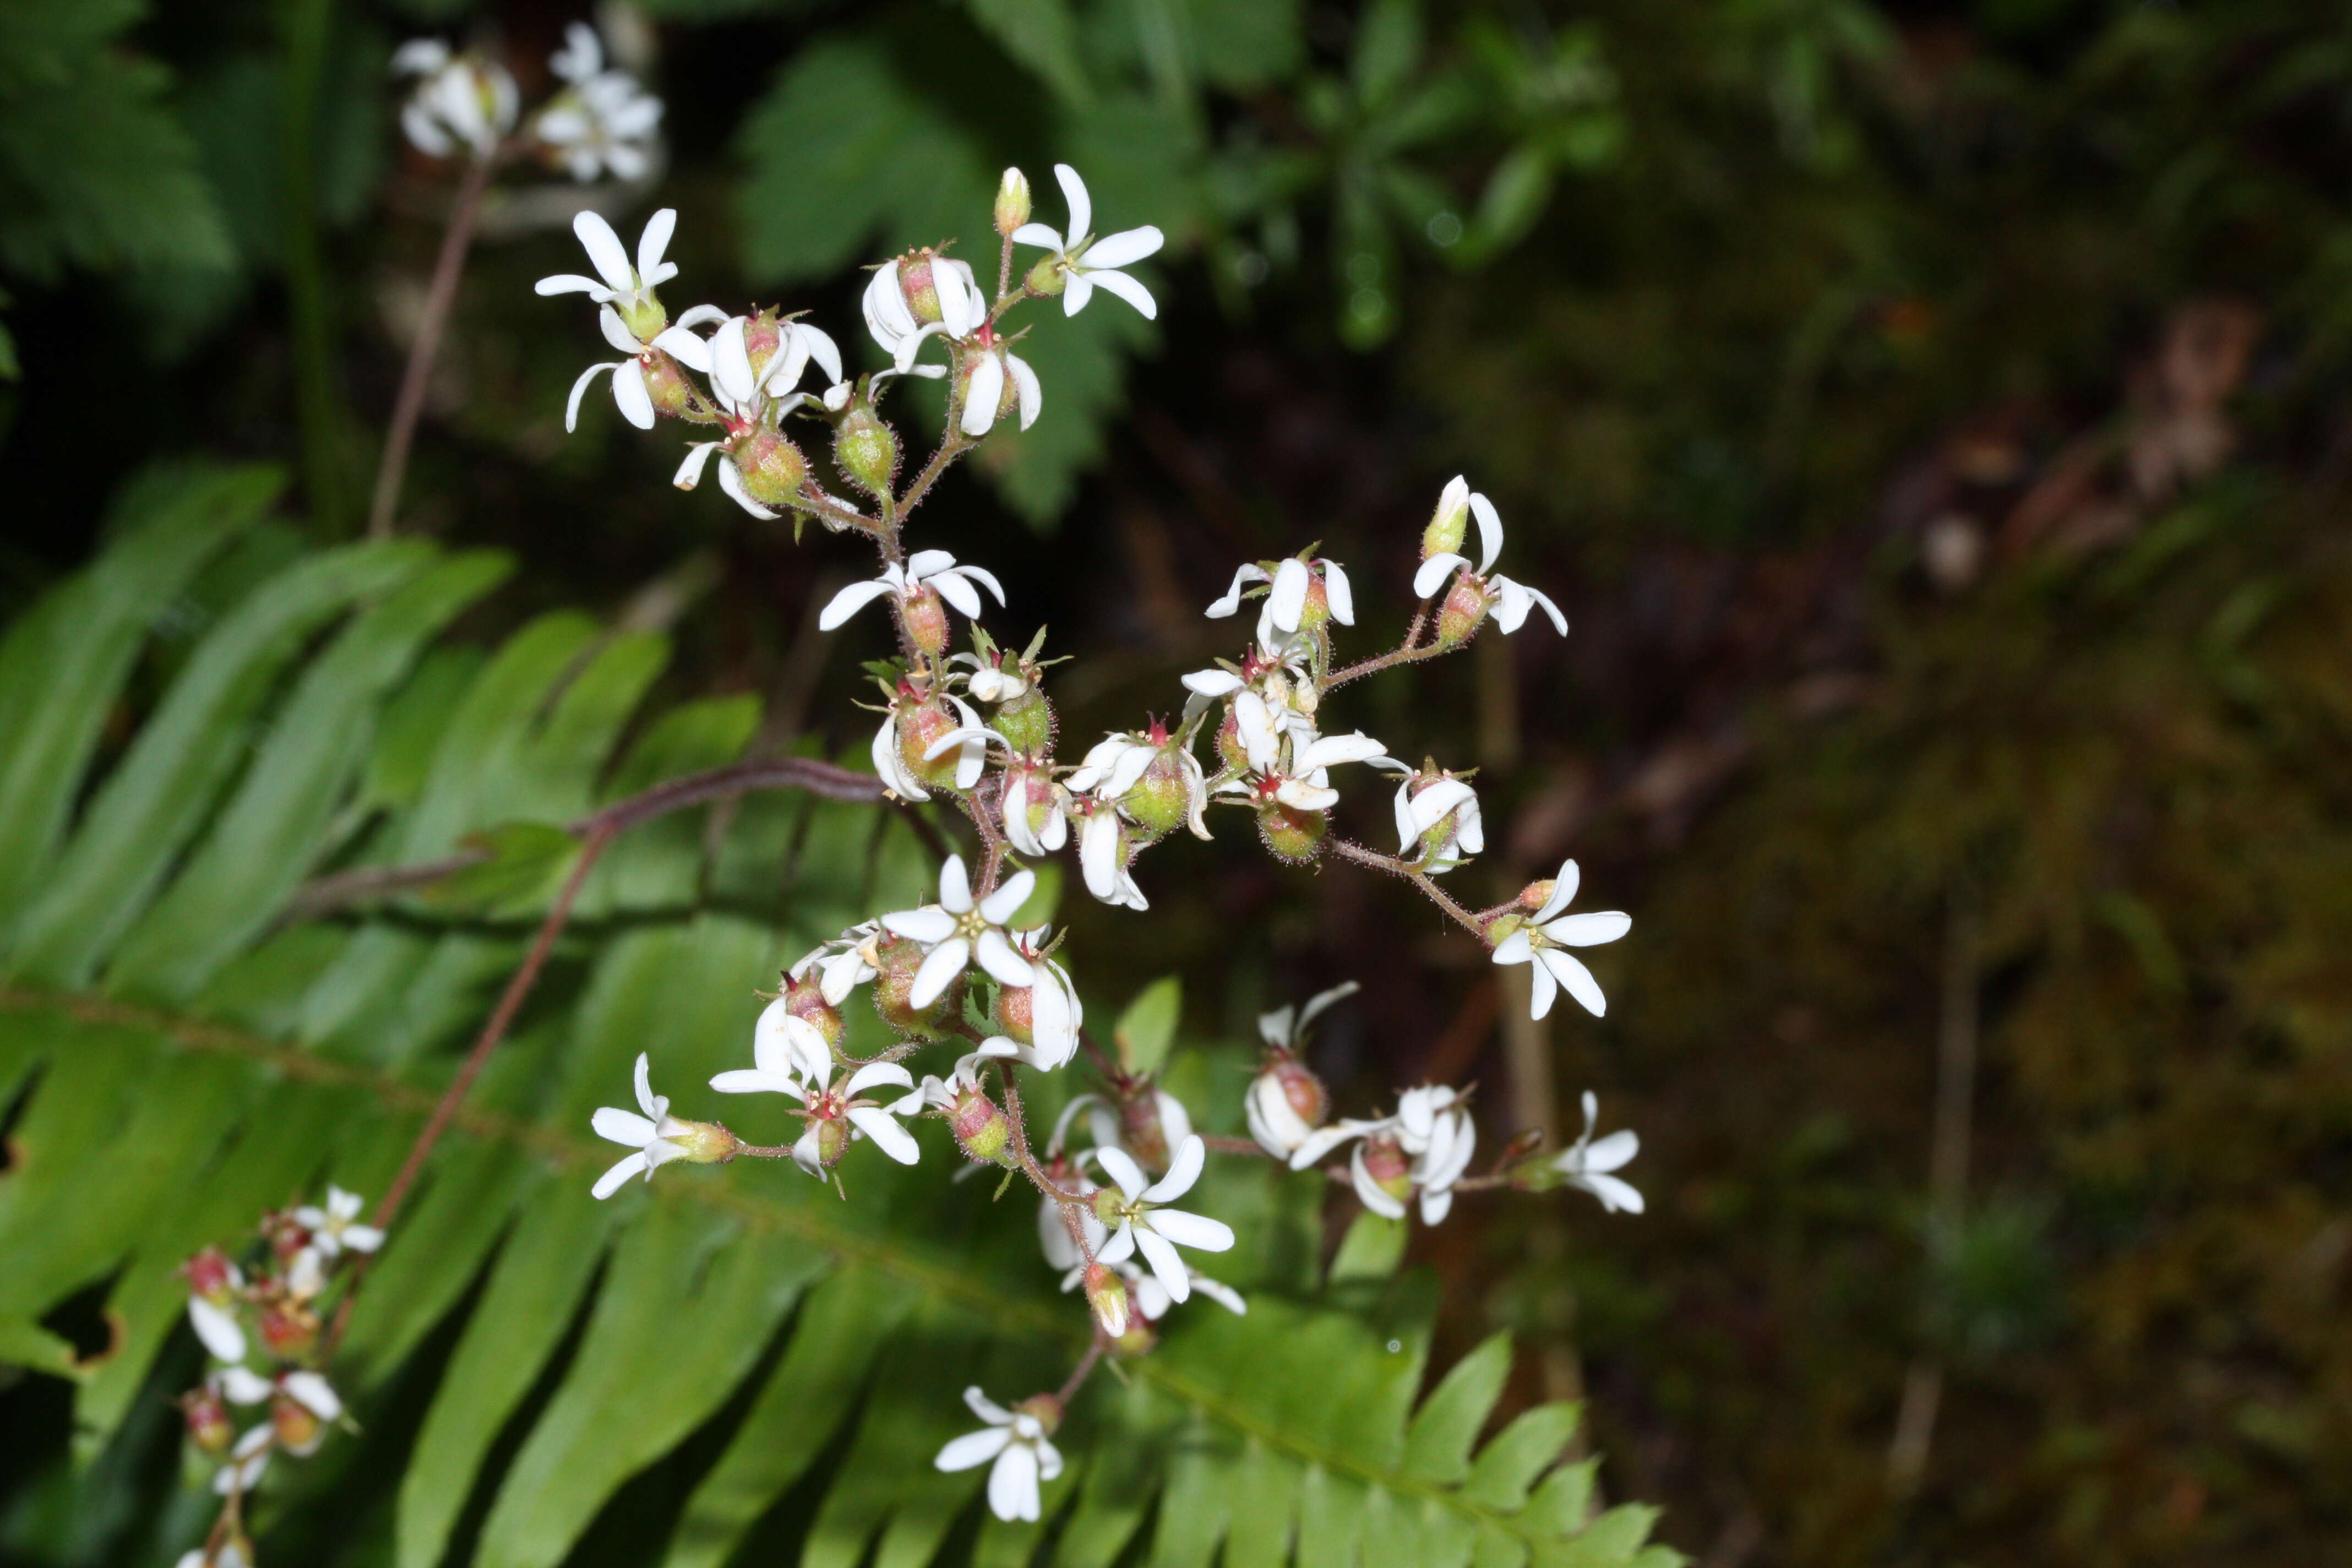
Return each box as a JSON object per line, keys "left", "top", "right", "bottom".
{"left": 0, "top": 467, "right": 1675, "bottom": 1568}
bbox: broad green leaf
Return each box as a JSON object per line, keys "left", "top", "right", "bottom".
{"left": 1329, "top": 1211, "right": 1409, "bottom": 1281}
{"left": 412, "top": 822, "right": 582, "bottom": 919}
{"left": 336, "top": 1139, "right": 533, "bottom": 1385}
{"left": 1114, "top": 974, "right": 1183, "bottom": 1076}
{"left": 965, "top": 0, "right": 1092, "bottom": 104}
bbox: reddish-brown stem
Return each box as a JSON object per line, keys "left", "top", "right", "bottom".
{"left": 1325, "top": 836, "right": 1488, "bottom": 939}
{"left": 1200, "top": 1134, "right": 1273, "bottom": 1158}
{"left": 1056, "top": 1335, "right": 1109, "bottom": 1404}
{"left": 369, "top": 151, "right": 496, "bottom": 538}
{"left": 1324, "top": 626, "right": 1450, "bottom": 692}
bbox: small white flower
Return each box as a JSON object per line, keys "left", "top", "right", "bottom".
{"left": 1246, "top": 982, "right": 1352, "bottom": 1157}
{"left": 534, "top": 25, "right": 664, "bottom": 183}
{"left": 1490, "top": 859, "right": 1631, "bottom": 1020}
{"left": 535, "top": 208, "right": 680, "bottom": 319}
{"left": 959, "top": 345, "right": 1043, "bottom": 438}
{"left": 1396, "top": 1086, "right": 1478, "bottom": 1225}
{"left": 562, "top": 303, "right": 705, "bottom": 433}
{"left": 1257, "top": 980, "right": 1359, "bottom": 1055}
{"left": 790, "top": 922, "right": 881, "bottom": 1005}
{"left": 935, "top": 1387, "right": 1064, "bottom": 1523}
{"left": 1203, "top": 556, "right": 1354, "bottom": 631}
{"left": 1383, "top": 767, "right": 1483, "bottom": 876}
{"left": 1213, "top": 712, "right": 1388, "bottom": 814}
{"left": 589, "top": 1053, "right": 697, "bottom": 1199}
{"left": 819, "top": 551, "right": 1006, "bottom": 633}
{"left": 776, "top": 1058, "right": 924, "bottom": 1174}
{"left": 1002, "top": 928, "right": 1083, "bottom": 1069}
{"left": 1091, "top": 1136, "right": 1235, "bottom": 1304}
{"left": 273, "top": 1371, "right": 344, "bottom": 1456}
{"left": 1012, "top": 164, "right": 1165, "bottom": 319}
{"left": 956, "top": 652, "right": 1028, "bottom": 704}
{"left": 999, "top": 762, "right": 1069, "bottom": 856}
{"left": 392, "top": 39, "right": 518, "bottom": 161}
{"left": 291, "top": 1187, "right": 384, "bottom": 1259}
{"left": 1074, "top": 798, "right": 1147, "bottom": 910}
{"left": 213, "top": 1424, "right": 273, "bottom": 1495}
{"left": 1555, "top": 1092, "right": 1643, "bottom": 1213}
{"left": 870, "top": 690, "right": 990, "bottom": 802}
{"left": 1412, "top": 483, "right": 1567, "bottom": 635}
{"left": 862, "top": 255, "right": 984, "bottom": 373}
{"left": 711, "top": 997, "right": 835, "bottom": 1098}
{"left": 879, "top": 854, "right": 1037, "bottom": 1009}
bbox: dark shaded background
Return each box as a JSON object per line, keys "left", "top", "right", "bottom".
{"left": 6, "top": 0, "right": 2352, "bottom": 1563}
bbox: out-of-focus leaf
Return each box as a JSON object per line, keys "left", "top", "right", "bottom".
{"left": 1114, "top": 974, "right": 1183, "bottom": 1076}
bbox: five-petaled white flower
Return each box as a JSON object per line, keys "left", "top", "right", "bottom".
{"left": 589, "top": 1053, "right": 699, "bottom": 1199}
{"left": 790, "top": 922, "right": 881, "bottom": 1006}
{"left": 880, "top": 854, "right": 1037, "bottom": 1008}
{"left": 1490, "top": 858, "right": 1631, "bottom": 1020}
{"left": 1554, "top": 1091, "right": 1644, "bottom": 1213}
{"left": 819, "top": 550, "right": 1005, "bottom": 632}
{"left": 535, "top": 208, "right": 680, "bottom": 323}
{"left": 1203, "top": 556, "right": 1355, "bottom": 635}
{"left": 1091, "top": 1136, "right": 1236, "bottom": 1304}
{"left": 935, "top": 1387, "right": 1064, "bottom": 1523}
{"left": 291, "top": 1187, "right": 384, "bottom": 1259}
{"left": 1395, "top": 1085, "right": 1478, "bottom": 1225}
{"left": 870, "top": 690, "right": 990, "bottom": 802}
{"left": 1074, "top": 797, "right": 1148, "bottom": 910}
{"left": 710, "top": 996, "right": 835, "bottom": 1098}
{"left": 997, "top": 760, "right": 1069, "bottom": 855}
{"left": 771, "top": 1057, "right": 923, "bottom": 1174}
{"left": 1215, "top": 703, "right": 1387, "bottom": 814}
{"left": 862, "top": 254, "right": 984, "bottom": 374}
{"left": 391, "top": 39, "right": 518, "bottom": 161}
{"left": 1412, "top": 479, "right": 1567, "bottom": 635}
{"left": 959, "top": 345, "right": 1043, "bottom": 438}
{"left": 1382, "top": 765, "right": 1483, "bottom": 876}
{"left": 1012, "top": 165, "right": 1165, "bottom": 319}
{"left": 535, "top": 24, "right": 663, "bottom": 183}
{"left": 563, "top": 302, "right": 711, "bottom": 433}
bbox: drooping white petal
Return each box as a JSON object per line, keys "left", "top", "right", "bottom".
{"left": 535, "top": 272, "right": 611, "bottom": 298}
{"left": 1414, "top": 552, "right": 1471, "bottom": 600}
{"left": 564, "top": 361, "right": 620, "bottom": 433}
{"left": 711, "top": 316, "right": 758, "bottom": 407}
{"left": 847, "top": 1106, "right": 921, "bottom": 1164}
{"left": 1538, "top": 947, "right": 1606, "bottom": 1017}
{"left": 714, "top": 457, "right": 778, "bottom": 518}
{"left": 816, "top": 578, "right": 896, "bottom": 630}
{"left": 218, "top": 1365, "right": 273, "bottom": 1404}
{"left": 961, "top": 351, "right": 1005, "bottom": 437}
{"left": 1093, "top": 1218, "right": 1137, "bottom": 1265}
{"left": 1350, "top": 1145, "right": 1408, "bottom": 1219}
{"left": 795, "top": 323, "right": 843, "bottom": 385}
{"left": 1082, "top": 266, "right": 1158, "bottom": 319}
{"left": 1526, "top": 956, "right": 1558, "bottom": 1019}
{"left": 1006, "top": 353, "right": 1042, "bottom": 429}
{"left": 597, "top": 304, "right": 642, "bottom": 355}
{"left": 908, "top": 938, "right": 972, "bottom": 1009}
{"left": 188, "top": 1297, "right": 246, "bottom": 1362}
{"left": 1322, "top": 560, "right": 1355, "bottom": 624}
{"left": 1182, "top": 669, "right": 1243, "bottom": 696}
{"left": 1060, "top": 270, "right": 1095, "bottom": 317}
{"left": 1468, "top": 491, "right": 1504, "bottom": 574}
{"left": 281, "top": 1370, "right": 342, "bottom": 1420}
{"left": 1132, "top": 1225, "right": 1193, "bottom": 1304}
{"left": 988, "top": 1440, "right": 1043, "bottom": 1522}
{"left": 1267, "top": 558, "right": 1311, "bottom": 632}
{"left": 591, "top": 1150, "right": 651, "bottom": 1199}
{"left": 935, "top": 1426, "right": 1016, "bottom": 1472}
{"left": 611, "top": 361, "right": 656, "bottom": 429}
{"left": 930, "top": 569, "right": 984, "bottom": 620}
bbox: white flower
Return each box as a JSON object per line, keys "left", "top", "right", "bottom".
{"left": 663, "top": 310, "right": 841, "bottom": 421}
{"left": 273, "top": 1371, "right": 344, "bottom": 1456}
{"left": 1091, "top": 1136, "right": 1235, "bottom": 1304}
{"left": 819, "top": 550, "right": 1006, "bottom": 632}
{"left": 954, "top": 649, "right": 1029, "bottom": 704}
{"left": 535, "top": 25, "right": 663, "bottom": 183}
{"left": 1412, "top": 482, "right": 1567, "bottom": 635}
{"left": 1490, "top": 859, "right": 1631, "bottom": 1020}
{"left": 1215, "top": 709, "right": 1388, "bottom": 814}
{"left": 392, "top": 39, "right": 517, "bottom": 161}
{"left": 1245, "top": 982, "right": 1351, "bottom": 1157}
{"left": 589, "top": 1053, "right": 698, "bottom": 1199}
{"left": 1385, "top": 768, "right": 1483, "bottom": 876}
{"left": 1012, "top": 164, "right": 1164, "bottom": 319}
{"left": 534, "top": 208, "right": 681, "bottom": 320}
{"left": 790, "top": 922, "right": 881, "bottom": 1006}
{"left": 711, "top": 997, "right": 835, "bottom": 1097}
{"left": 1075, "top": 798, "right": 1147, "bottom": 910}
{"left": 1065, "top": 732, "right": 1158, "bottom": 798}
{"left": 871, "top": 690, "right": 989, "bottom": 802}
{"left": 777, "top": 1058, "right": 924, "bottom": 1174}
{"left": 935, "top": 1387, "right": 1064, "bottom": 1523}
{"left": 862, "top": 255, "right": 984, "bottom": 374}
{"left": 1257, "top": 980, "right": 1359, "bottom": 1054}
{"left": 1396, "top": 1086, "right": 1477, "bottom": 1225}
{"left": 186, "top": 1269, "right": 245, "bottom": 1363}
{"left": 879, "top": 854, "right": 1037, "bottom": 1008}
{"left": 1555, "top": 1092, "right": 1643, "bottom": 1213}
{"left": 1203, "top": 557, "right": 1354, "bottom": 632}
{"left": 558, "top": 304, "right": 699, "bottom": 433}
{"left": 958, "top": 345, "right": 1043, "bottom": 438}
{"left": 291, "top": 1186, "right": 384, "bottom": 1258}
{"left": 1002, "top": 928, "right": 1083, "bottom": 1069}
{"left": 213, "top": 1424, "right": 273, "bottom": 1495}
{"left": 999, "top": 762, "right": 1069, "bottom": 856}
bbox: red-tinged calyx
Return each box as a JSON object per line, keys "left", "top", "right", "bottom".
{"left": 644, "top": 351, "right": 695, "bottom": 417}
{"left": 899, "top": 251, "right": 944, "bottom": 324}
{"left": 1083, "top": 1263, "right": 1129, "bottom": 1339}
{"left": 185, "top": 1248, "right": 236, "bottom": 1300}
{"left": 732, "top": 429, "right": 808, "bottom": 507}
{"left": 872, "top": 933, "right": 961, "bottom": 1039}
{"left": 1255, "top": 799, "right": 1325, "bottom": 863}
{"left": 898, "top": 694, "right": 964, "bottom": 789}
{"left": 259, "top": 1301, "right": 319, "bottom": 1359}
{"left": 1360, "top": 1133, "right": 1414, "bottom": 1202}
{"left": 901, "top": 584, "right": 950, "bottom": 657}
{"left": 1434, "top": 574, "right": 1491, "bottom": 649}
{"left": 184, "top": 1391, "right": 233, "bottom": 1454}
{"left": 950, "top": 1085, "right": 1014, "bottom": 1166}
{"left": 783, "top": 973, "right": 845, "bottom": 1048}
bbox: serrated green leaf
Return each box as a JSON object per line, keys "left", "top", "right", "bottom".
{"left": 413, "top": 822, "right": 582, "bottom": 919}
{"left": 1403, "top": 1332, "right": 1513, "bottom": 1484}
{"left": 1461, "top": 1403, "right": 1581, "bottom": 1511}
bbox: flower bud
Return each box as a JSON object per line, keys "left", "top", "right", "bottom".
{"left": 644, "top": 351, "right": 696, "bottom": 418}
{"left": 258, "top": 1301, "right": 318, "bottom": 1359}
{"left": 899, "top": 584, "right": 951, "bottom": 657}
{"left": 783, "top": 972, "right": 845, "bottom": 1049}
{"left": 989, "top": 687, "right": 1054, "bottom": 755}
{"left": 995, "top": 168, "right": 1032, "bottom": 238}
{"left": 1517, "top": 878, "right": 1556, "bottom": 912}
{"left": 1433, "top": 573, "right": 1491, "bottom": 649}
{"left": 872, "top": 933, "right": 961, "bottom": 1039}
{"left": 1360, "top": 1133, "right": 1414, "bottom": 1204}
{"left": 731, "top": 430, "right": 808, "bottom": 508}
{"left": 1083, "top": 1262, "right": 1130, "bottom": 1338}
{"left": 271, "top": 1393, "right": 322, "bottom": 1455}
{"left": 184, "top": 1391, "right": 234, "bottom": 1455}
{"left": 949, "top": 1085, "right": 1014, "bottom": 1166}
{"left": 898, "top": 250, "right": 945, "bottom": 325}
{"left": 1122, "top": 745, "right": 1193, "bottom": 837}
{"left": 1245, "top": 1054, "right": 1329, "bottom": 1159}
{"left": 1424, "top": 488, "right": 1469, "bottom": 562}
{"left": 744, "top": 308, "right": 784, "bottom": 377}
{"left": 185, "top": 1248, "right": 237, "bottom": 1302}
{"left": 1255, "top": 800, "right": 1326, "bottom": 863}
{"left": 834, "top": 404, "right": 899, "bottom": 500}
{"left": 898, "top": 694, "right": 964, "bottom": 788}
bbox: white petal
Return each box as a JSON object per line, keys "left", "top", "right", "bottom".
{"left": 1582, "top": 1128, "right": 1641, "bottom": 1174}
{"left": 1351, "top": 1147, "right": 1407, "bottom": 1219}
{"left": 1053, "top": 164, "right": 1092, "bottom": 248}
{"left": 592, "top": 1150, "right": 650, "bottom": 1199}
{"left": 795, "top": 323, "right": 843, "bottom": 385}
{"left": 1420, "top": 1186, "right": 1455, "bottom": 1226}
{"left": 281, "top": 1370, "right": 342, "bottom": 1420}
{"left": 908, "top": 939, "right": 971, "bottom": 1010}
{"left": 848, "top": 1107, "right": 921, "bottom": 1164}
{"left": 1288, "top": 1120, "right": 1368, "bottom": 1169}
{"left": 636, "top": 208, "right": 676, "bottom": 278}
{"left": 929, "top": 853, "right": 973, "bottom": 913}
{"left": 1144, "top": 1206, "right": 1233, "bottom": 1253}
{"left": 1321, "top": 560, "right": 1355, "bottom": 624}
{"left": 1544, "top": 910, "right": 1631, "bottom": 947}
{"left": 1133, "top": 1226, "right": 1192, "bottom": 1304}
{"left": 846, "top": 1061, "right": 916, "bottom": 1095}
{"left": 188, "top": 1297, "right": 246, "bottom": 1362}
{"left": 1082, "top": 266, "right": 1158, "bottom": 319}
{"left": 975, "top": 929, "right": 1035, "bottom": 989}
{"left": 937, "top": 1426, "right": 1015, "bottom": 1472}
{"left": 978, "top": 869, "right": 1036, "bottom": 925}
{"left": 1414, "top": 553, "right": 1471, "bottom": 600}
{"left": 217, "top": 1365, "right": 273, "bottom": 1403}
{"left": 671, "top": 441, "right": 720, "bottom": 491}
{"left": 340, "top": 1224, "right": 385, "bottom": 1254}
{"left": 535, "top": 272, "right": 610, "bottom": 298}
{"left": 1095, "top": 1145, "right": 1148, "bottom": 1201}
{"left": 883, "top": 905, "right": 959, "bottom": 944}
{"left": 1193, "top": 1276, "right": 1249, "bottom": 1315}
{"left": 1205, "top": 562, "right": 1271, "bottom": 618}
{"left": 1143, "top": 1134, "right": 1204, "bottom": 1203}
{"left": 592, "top": 1106, "right": 657, "bottom": 1147}
{"left": 712, "top": 317, "right": 757, "bottom": 406}
{"left": 961, "top": 352, "right": 1005, "bottom": 437}
{"left": 634, "top": 1052, "right": 662, "bottom": 1119}
{"left": 1011, "top": 222, "right": 1065, "bottom": 251}
{"left": 1526, "top": 957, "right": 1558, "bottom": 1019}
{"left": 574, "top": 210, "right": 633, "bottom": 291}
{"left": 1007, "top": 353, "right": 1042, "bottom": 429}
{"left": 1295, "top": 731, "right": 1386, "bottom": 771}
{"left": 817, "top": 578, "right": 895, "bottom": 630}
{"left": 1534, "top": 859, "right": 1582, "bottom": 923}
{"left": 1469, "top": 491, "right": 1504, "bottom": 573}
{"left": 1061, "top": 271, "right": 1095, "bottom": 316}
{"left": 715, "top": 455, "right": 778, "bottom": 518}
{"left": 1266, "top": 558, "right": 1311, "bottom": 632}
{"left": 1274, "top": 778, "right": 1339, "bottom": 812}
{"left": 611, "top": 361, "right": 655, "bottom": 429}
{"left": 1539, "top": 948, "right": 1607, "bottom": 1017}
{"left": 988, "top": 1441, "right": 1043, "bottom": 1522}
{"left": 709, "top": 1068, "right": 793, "bottom": 1095}
{"left": 1156, "top": 1090, "right": 1193, "bottom": 1150}
{"left": 597, "top": 305, "right": 641, "bottom": 355}
{"left": 1081, "top": 226, "right": 1163, "bottom": 270}
{"left": 1093, "top": 1219, "right": 1137, "bottom": 1265}
{"left": 864, "top": 263, "right": 917, "bottom": 346}
{"left": 932, "top": 570, "right": 983, "bottom": 620}
{"left": 564, "top": 361, "right": 620, "bottom": 433}
{"left": 1182, "top": 669, "right": 1243, "bottom": 696}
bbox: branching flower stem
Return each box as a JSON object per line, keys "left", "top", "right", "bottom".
{"left": 1322, "top": 605, "right": 1442, "bottom": 692}
{"left": 1326, "top": 836, "right": 1490, "bottom": 940}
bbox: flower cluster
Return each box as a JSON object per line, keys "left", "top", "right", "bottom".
{"left": 173, "top": 1190, "right": 378, "bottom": 1567}
{"left": 394, "top": 23, "right": 661, "bottom": 182}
